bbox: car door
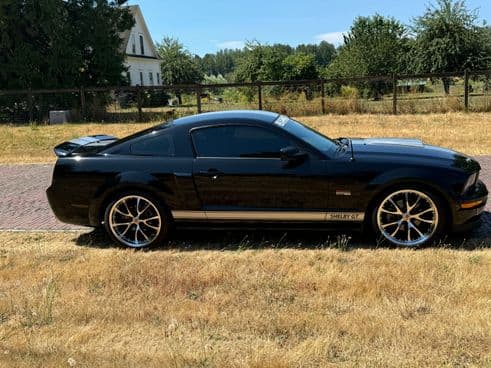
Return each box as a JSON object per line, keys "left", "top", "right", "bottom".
{"left": 191, "top": 123, "right": 330, "bottom": 217}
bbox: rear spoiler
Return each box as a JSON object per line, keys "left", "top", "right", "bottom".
{"left": 54, "top": 135, "right": 117, "bottom": 157}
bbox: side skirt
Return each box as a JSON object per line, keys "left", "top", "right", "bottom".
{"left": 171, "top": 211, "right": 365, "bottom": 222}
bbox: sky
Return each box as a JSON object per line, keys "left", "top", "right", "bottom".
{"left": 127, "top": 0, "right": 491, "bottom": 56}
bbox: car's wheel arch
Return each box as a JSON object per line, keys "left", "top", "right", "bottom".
{"left": 88, "top": 173, "right": 174, "bottom": 226}
{"left": 364, "top": 178, "right": 453, "bottom": 231}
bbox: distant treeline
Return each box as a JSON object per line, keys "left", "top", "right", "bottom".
{"left": 157, "top": 0, "right": 490, "bottom": 98}
{"left": 1, "top": 0, "right": 490, "bottom": 96}
{"left": 195, "top": 41, "right": 336, "bottom": 78}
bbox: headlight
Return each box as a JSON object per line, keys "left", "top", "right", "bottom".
{"left": 462, "top": 172, "right": 478, "bottom": 194}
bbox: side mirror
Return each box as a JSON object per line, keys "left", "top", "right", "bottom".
{"left": 280, "top": 146, "right": 307, "bottom": 162}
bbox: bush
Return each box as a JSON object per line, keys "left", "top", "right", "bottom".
{"left": 340, "top": 85, "right": 359, "bottom": 99}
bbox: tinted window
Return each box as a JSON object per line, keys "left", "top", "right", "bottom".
{"left": 274, "top": 116, "right": 337, "bottom": 154}
{"left": 130, "top": 134, "right": 174, "bottom": 156}
{"left": 192, "top": 125, "right": 293, "bottom": 158}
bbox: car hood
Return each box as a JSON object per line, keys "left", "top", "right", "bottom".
{"left": 349, "top": 138, "right": 480, "bottom": 173}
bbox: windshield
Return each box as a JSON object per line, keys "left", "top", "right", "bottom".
{"left": 274, "top": 116, "right": 338, "bottom": 154}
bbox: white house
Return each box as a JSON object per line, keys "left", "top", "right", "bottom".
{"left": 120, "top": 5, "right": 162, "bottom": 86}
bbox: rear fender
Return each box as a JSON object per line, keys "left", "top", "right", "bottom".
{"left": 88, "top": 171, "right": 177, "bottom": 226}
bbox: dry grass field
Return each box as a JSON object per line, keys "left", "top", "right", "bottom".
{"left": 0, "top": 232, "right": 490, "bottom": 367}
{"left": 0, "top": 112, "right": 490, "bottom": 164}
{"left": 1, "top": 112, "right": 490, "bottom": 367}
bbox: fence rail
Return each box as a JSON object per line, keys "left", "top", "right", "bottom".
{"left": 1, "top": 69, "right": 490, "bottom": 123}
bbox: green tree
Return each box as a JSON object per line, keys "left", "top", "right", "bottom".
{"left": 198, "top": 49, "right": 241, "bottom": 77}
{"left": 409, "top": 0, "right": 490, "bottom": 94}
{"left": 480, "top": 26, "right": 491, "bottom": 66}
{"left": 0, "top": 0, "right": 133, "bottom": 90}
{"left": 235, "top": 42, "right": 297, "bottom": 82}
{"left": 235, "top": 41, "right": 266, "bottom": 82}
{"left": 0, "top": 0, "right": 74, "bottom": 89}
{"left": 156, "top": 36, "right": 203, "bottom": 103}
{"left": 200, "top": 41, "right": 335, "bottom": 82}
{"left": 316, "top": 41, "right": 337, "bottom": 67}
{"left": 283, "top": 53, "right": 319, "bottom": 100}
{"left": 66, "top": 0, "right": 135, "bottom": 87}
{"left": 324, "top": 14, "right": 409, "bottom": 98}
{"left": 296, "top": 41, "right": 336, "bottom": 67}
{"left": 283, "top": 53, "right": 319, "bottom": 80}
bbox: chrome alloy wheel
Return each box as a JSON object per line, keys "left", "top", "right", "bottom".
{"left": 376, "top": 189, "right": 439, "bottom": 247}
{"left": 108, "top": 195, "right": 162, "bottom": 248}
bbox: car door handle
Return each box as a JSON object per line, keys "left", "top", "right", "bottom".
{"left": 199, "top": 168, "right": 222, "bottom": 179}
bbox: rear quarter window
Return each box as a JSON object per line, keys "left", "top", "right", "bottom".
{"left": 130, "top": 134, "right": 175, "bottom": 156}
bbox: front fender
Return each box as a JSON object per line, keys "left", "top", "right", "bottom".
{"left": 364, "top": 167, "right": 465, "bottom": 224}
{"left": 368, "top": 167, "right": 464, "bottom": 200}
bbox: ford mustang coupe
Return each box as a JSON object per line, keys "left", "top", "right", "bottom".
{"left": 47, "top": 110, "right": 488, "bottom": 248}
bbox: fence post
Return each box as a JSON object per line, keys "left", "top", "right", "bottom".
{"left": 80, "top": 86, "right": 86, "bottom": 121}
{"left": 392, "top": 73, "right": 397, "bottom": 115}
{"left": 136, "top": 86, "right": 143, "bottom": 122}
{"left": 257, "top": 82, "right": 263, "bottom": 110}
{"left": 27, "top": 88, "right": 34, "bottom": 123}
{"left": 464, "top": 69, "right": 469, "bottom": 112}
{"left": 195, "top": 84, "right": 202, "bottom": 114}
{"left": 320, "top": 80, "right": 326, "bottom": 114}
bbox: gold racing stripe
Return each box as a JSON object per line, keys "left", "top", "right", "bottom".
{"left": 171, "top": 211, "right": 365, "bottom": 222}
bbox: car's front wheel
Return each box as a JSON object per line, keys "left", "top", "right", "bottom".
{"left": 104, "top": 192, "right": 170, "bottom": 248}
{"left": 372, "top": 188, "right": 445, "bottom": 247}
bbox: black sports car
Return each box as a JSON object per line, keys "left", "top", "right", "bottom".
{"left": 47, "top": 110, "right": 488, "bottom": 248}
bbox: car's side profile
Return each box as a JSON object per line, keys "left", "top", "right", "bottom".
{"left": 47, "top": 110, "right": 488, "bottom": 248}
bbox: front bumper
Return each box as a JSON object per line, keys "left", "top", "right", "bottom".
{"left": 452, "top": 180, "right": 488, "bottom": 233}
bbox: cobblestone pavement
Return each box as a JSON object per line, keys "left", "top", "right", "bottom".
{"left": 0, "top": 158, "right": 490, "bottom": 242}
{"left": 0, "top": 164, "right": 85, "bottom": 231}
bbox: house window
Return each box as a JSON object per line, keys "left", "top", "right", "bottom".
{"left": 156, "top": 73, "right": 160, "bottom": 85}
{"left": 131, "top": 35, "right": 136, "bottom": 54}
{"left": 139, "top": 35, "right": 145, "bottom": 55}
{"left": 149, "top": 72, "right": 154, "bottom": 85}
{"left": 139, "top": 71, "right": 144, "bottom": 86}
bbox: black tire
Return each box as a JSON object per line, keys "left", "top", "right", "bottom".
{"left": 370, "top": 186, "right": 447, "bottom": 247}
{"left": 103, "top": 190, "right": 170, "bottom": 248}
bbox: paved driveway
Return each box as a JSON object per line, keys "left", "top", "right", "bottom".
{"left": 0, "top": 164, "right": 85, "bottom": 230}
{"left": 0, "top": 158, "right": 490, "bottom": 241}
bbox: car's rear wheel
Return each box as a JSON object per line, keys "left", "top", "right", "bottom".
{"left": 104, "top": 192, "right": 169, "bottom": 248}
{"left": 372, "top": 188, "right": 445, "bottom": 247}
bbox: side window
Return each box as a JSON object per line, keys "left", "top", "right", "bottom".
{"left": 192, "top": 125, "right": 293, "bottom": 158}
{"left": 130, "top": 134, "right": 175, "bottom": 156}
{"left": 131, "top": 34, "right": 136, "bottom": 54}
{"left": 139, "top": 35, "right": 145, "bottom": 55}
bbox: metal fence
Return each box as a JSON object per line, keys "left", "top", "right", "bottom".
{"left": 0, "top": 69, "right": 490, "bottom": 124}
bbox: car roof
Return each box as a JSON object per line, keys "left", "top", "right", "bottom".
{"left": 171, "top": 110, "right": 280, "bottom": 127}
